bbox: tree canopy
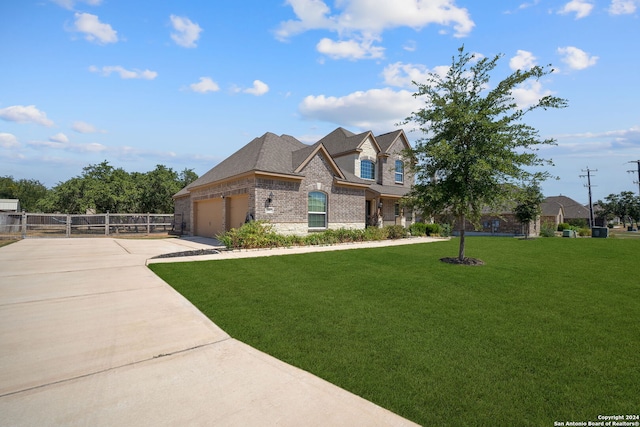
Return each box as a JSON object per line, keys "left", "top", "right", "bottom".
{"left": 27, "top": 161, "right": 198, "bottom": 214}
{"left": 596, "top": 191, "right": 640, "bottom": 228}
{"left": 402, "top": 46, "right": 568, "bottom": 262}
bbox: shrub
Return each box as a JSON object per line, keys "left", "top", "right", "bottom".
{"left": 557, "top": 222, "right": 571, "bottom": 231}
{"left": 217, "top": 221, "right": 280, "bottom": 249}
{"left": 540, "top": 222, "right": 556, "bottom": 237}
{"left": 409, "top": 222, "right": 427, "bottom": 236}
{"left": 439, "top": 223, "right": 452, "bottom": 237}
{"left": 568, "top": 218, "right": 588, "bottom": 228}
{"left": 218, "top": 223, "right": 415, "bottom": 249}
{"left": 364, "top": 226, "right": 388, "bottom": 241}
{"left": 424, "top": 223, "right": 441, "bottom": 236}
{"left": 385, "top": 225, "right": 408, "bottom": 239}
{"left": 578, "top": 228, "right": 591, "bottom": 237}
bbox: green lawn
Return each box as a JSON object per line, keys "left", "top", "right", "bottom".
{"left": 149, "top": 238, "right": 640, "bottom": 426}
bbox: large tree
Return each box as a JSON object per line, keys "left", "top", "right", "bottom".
{"left": 402, "top": 46, "right": 567, "bottom": 262}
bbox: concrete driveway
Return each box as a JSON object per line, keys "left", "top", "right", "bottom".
{"left": 0, "top": 237, "right": 420, "bottom": 426}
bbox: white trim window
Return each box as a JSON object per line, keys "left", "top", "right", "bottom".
{"left": 395, "top": 160, "right": 404, "bottom": 183}
{"left": 308, "top": 191, "right": 327, "bottom": 229}
{"left": 361, "top": 160, "right": 376, "bottom": 180}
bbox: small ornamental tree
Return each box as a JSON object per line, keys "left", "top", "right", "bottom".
{"left": 514, "top": 183, "right": 544, "bottom": 239}
{"left": 402, "top": 46, "right": 567, "bottom": 263}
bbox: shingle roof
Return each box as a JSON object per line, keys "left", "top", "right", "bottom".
{"left": 317, "top": 127, "right": 374, "bottom": 156}
{"left": 543, "top": 195, "right": 589, "bottom": 219}
{"left": 183, "top": 132, "right": 305, "bottom": 192}
{"left": 541, "top": 199, "right": 564, "bottom": 217}
{"left": 375, "top": 130, "right": 404, "bottom": 154}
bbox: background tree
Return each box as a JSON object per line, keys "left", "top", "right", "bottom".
{"left": 402, "top": 46, "right": 567, "bottom": 262}
{"left": 597, "top": 191, "right": 640, "bottom": 228}
{"left": 514, "top": 183, "right": 544, "bottom": 239}
{"left": 0, "top": 176, "right": 49, "bottom": 211}
{"left": 38, "top": 161, "right": 198, "bottom": 214}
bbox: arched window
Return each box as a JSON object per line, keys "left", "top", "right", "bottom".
{"left": 308, "top": 191, "right": 327, "bottom": 229}
{"left": 395, "top": 160, "right": 404, "bottom": 183}
{"left": 360, "top": 160, "right": 375, "bottom": 180}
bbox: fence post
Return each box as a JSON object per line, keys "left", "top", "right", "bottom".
{"left": 147, "top": 213, "right": 150, "bottom": 235}
{"left": 105, "top": 211, "right": 110, "bottom": 236}
{"left": 21, "top": 210, "right": 26, "bottom": 239}
{"left": 66, "top": 214, "right": 71, "bottom": 237}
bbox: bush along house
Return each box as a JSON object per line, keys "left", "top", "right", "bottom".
{"left": 173, "top": 127, "right": 414, "bottom": 237}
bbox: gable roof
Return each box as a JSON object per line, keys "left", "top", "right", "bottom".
{"left": 184, "top": 132, "right": 306, "bottom": 193}
{"left": 317, "top": 127, "right": 380, "bottom": 156}
{"left": 543, "top": 195, "right": 589, "bottom": 219}
{"left": 375, "top": 130, "right": 410, "bottom": 154}
{"left": 292, "top": 142, "right": 345, "bottom": 179}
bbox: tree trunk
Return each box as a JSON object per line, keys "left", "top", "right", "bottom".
{"left": 458, "top": 214, "right": 466, "bottom": 261}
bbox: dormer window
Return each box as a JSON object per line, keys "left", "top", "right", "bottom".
{"left": 395, "top": 160, "right": 404, "bottom": 183}
{"left": 360, "top": 160, "right": 375, "bottom": 180}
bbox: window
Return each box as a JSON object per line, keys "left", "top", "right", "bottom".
{"left": 394, "top": 203, "right": 400, "bottom": 217}
{"left": 360, "top": 160, "right": 375, "bottom": 180}
{"left": 395, "top": 160, "right": 404, "bottom": 183}
{"left": 308, "top": 191, "right": 327, "bottom": 228}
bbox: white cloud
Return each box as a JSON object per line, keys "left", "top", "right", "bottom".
{"left": 608, "top": 0, "right": 638, "bottom": 14}
{"left": 28, "top": 139, "right": 107, "bottom": 153}
{"left": 170, "top": 15, "right": 203, "bottom": 48}
{"left": 72, "top": 12, "right": 118, "bottom": 44}
{"left": 509, "top": 50, "right": 537, "bottom": 71}
{"left": 299, "top": 87, "right": 421, "bottom": 131}
{"left": 72, "top": 121, "right": 106, "bottom": 134}
{"left": 558, "top": 0, "right": 594, "bottom": 19}
{"left": 557, "top": 46, "right": 598, "bottom": 70}
{"left": 382, "top": 62, "right": 449, "bottom": 88}
{"left": 316, "top": 37, "right": 384, "bottom": 60}
{"left": 0, "top": 133, "right": 20, "bottom": 148}
{"left": 189, "top": 77, "right": 220, "bottom": 93}
{"left": 244, "top": 80, "right": 270, "bottom": 96}
{"left": 0, "top": 105, "right": 54, "bottom": 127}
{"left": 278, "top": 0, "right": 474, "bottom": 38}
{"left": 49, "top": 133, "right": 69, "bottom": 143}
{"left": 89, "top": 65, "right": 158, "bottom": 80}
{"left": 51, "top": 0, "right": 102, "bottom": 10}
{"left": 512, "top": 80, "right": 553, "bottom": 109}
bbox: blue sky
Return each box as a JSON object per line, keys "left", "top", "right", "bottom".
{"left": 1, "top": 0, "right": 639, "bottom": 204}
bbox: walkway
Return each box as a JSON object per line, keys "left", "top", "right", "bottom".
{"left": 0, "top": 237, "right": 439, "bottom": 426}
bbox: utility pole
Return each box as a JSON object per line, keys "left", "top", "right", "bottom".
{"left": 627, "top": 160, "right": 640, "bottom": 196}
{"left": 580, "top": 167, "right": 597, "bottom": 228}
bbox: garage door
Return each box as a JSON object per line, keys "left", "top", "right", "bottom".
{"left": 195, "top": 199, "right": 223, "bottom": 237}
{"left": 227, "top": 194, "right": 249, "bottom": 231}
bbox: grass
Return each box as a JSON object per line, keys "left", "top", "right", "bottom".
{"left": 149, "top": 238, "right": 640, "bottom": 426}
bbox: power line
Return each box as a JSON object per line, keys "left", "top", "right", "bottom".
{"left": 627, "top": 160, "right": 640, "bottom": 196}
{"left": 580, "top": 167, "right": 597, "bottom": 228}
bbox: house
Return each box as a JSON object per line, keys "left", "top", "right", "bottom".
{"left": 540, "top": 198, "right": 565, "bottom": 229}
{"left": 441, "top": 204, "right": 540, "bottom": 237}
{"left": 542, "top": 195, "right": 593, "bottom": 226}
{"left": 174, "top": 127, "right": 414, "bottom": 237}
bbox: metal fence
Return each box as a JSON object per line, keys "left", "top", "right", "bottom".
{"left": 0, "top": 212, "right": 176, "bottom": 239}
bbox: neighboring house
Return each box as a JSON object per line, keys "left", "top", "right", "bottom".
{"left": 540, "top": 199, "right": 565, "bottom": 229}
{"left": 0, "top": 199, "right": 20, "bottom": 213}
{"left": 443, "top": 204, "right": 540, "bottom": 237}
{"left": 174, "top": 127, "right": 413, "bottom": 237}
{"left": 542, "top": 195, "right": 593, "bottom": 225}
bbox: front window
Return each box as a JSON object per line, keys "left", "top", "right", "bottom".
{"left": 308, "top": 191, "right": 327, "bottom": 228}
{"left": 395, "top": 160, "right": 404, "bottom": 183}
{"left": 360, "top": 160, "right": 375, "bottom": 180}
